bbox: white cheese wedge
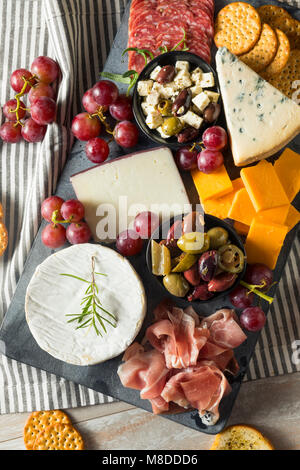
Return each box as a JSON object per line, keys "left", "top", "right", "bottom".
{"left": 71, "top": 147, "right": 190, "bottom": 242}
{"left": 25, "top": 244, "right": 146, "bottom": 366}
{"left": 216, "top": 47, "right": 300, "bottom": 166}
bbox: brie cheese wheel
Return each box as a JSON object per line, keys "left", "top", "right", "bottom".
{"left": 25, "top": 244, "right": 146, "bottom": 366}
{"left": 216, "top": 47, "right": 300, "bottom": 166}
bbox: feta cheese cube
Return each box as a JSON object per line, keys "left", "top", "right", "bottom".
{"left": 158, "top": 82, "right": 178, "bottom": 99}
{"left": 190, "top": 84, "right": 203, "bottom": 97}
{"left": 146, "top": 91, "right": 160, "bottom": 106}
{"left": 174, "top": 69, "right": 192, "bottom": 88}
{"left": 200, "top": 72, "right": 215, "bottom": 88}
{"left": 156, "top": 126, "right": 170, "bottom": 139}
{"left": 192, "top": 92, "right": 211, "bottom": 112}
{"left": 150, "top": 66, "right": 162, "bottom": 80}
{"left": 204, "top": 90, "right": 220, "bottom": 103}
{"left": 191, "top": 67, "right": 203, "bottom": 83}
{"left": 175, "top": 61, "right": 189, "bottom": 73}
{"left": 137, "top": 80, "right": 153, "bottom": 96}
{"left": 179, "top": 110, "right": 203, "bottom": 129}
{"left": 145, "top": 111, "right": 163, "bottom": 129}
{"left": 141, "top": 102, "right": 156, "bottom": 116}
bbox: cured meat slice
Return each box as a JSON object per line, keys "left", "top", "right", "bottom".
{"left": 200, "top": 309, "right": 247, "bottom": 350}
{"left": 129, "top": 11, "right": 161, "bottom": 34}
{"left": 117, "top": 343, "right": 169, "bottom": 400}
{"left": 149, "top": 395, "right": 169, "bottom": 414}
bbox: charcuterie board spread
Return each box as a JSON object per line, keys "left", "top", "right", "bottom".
{"left": 0, "top": 0, "right": 300, "bottom": 436}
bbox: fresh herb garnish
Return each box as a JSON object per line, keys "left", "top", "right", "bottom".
{"left": 61, "top": 256, "right": 117, "bottom": 336}
{"left": 99, "top": 70, "right": 139, "bottom": 96}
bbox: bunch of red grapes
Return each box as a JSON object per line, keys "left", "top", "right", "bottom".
{"left": 72, "top": 79, "right": 139, "bottom": 164}
{"left": 175, "top": 125, "right": 228, "bottom": 173}
{"left": 41, "top": 196, "right": 91, "bottom": 249}
{"left": 0, "top": 56, "right": 60, "bottom": 144}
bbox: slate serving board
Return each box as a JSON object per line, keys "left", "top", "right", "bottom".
{"left": 0, "top": 0, "right": 299, "bottom": 435}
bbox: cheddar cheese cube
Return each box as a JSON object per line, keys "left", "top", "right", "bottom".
{"left": 245, "top": 218, "right": 288, "bottom": 270}
{"left": 241, "top": 160, "right": 289, "bottom": 212}
{"left": 234, "top": 221, "right": 249, "bottom": 236}
{"left": 191, "top": 165, "right": 233, "bottom": 202}
{"left": 274, "top": 148, "right": 300, "bottom": 203}
{"left": 201, "top": 178, "right": 244, "bottom": 219}
{"left": 285, "top": 205, "right": 300, "bottom": 232}
{"left": 256, "top": 205, "right": 290, "bottom": 225}
{"left": 228, "top": 188, "right": 256, "bottom": 226}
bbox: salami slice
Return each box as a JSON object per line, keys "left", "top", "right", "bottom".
{"left": 130, "top": 12, "right": 161, "bottom": 34}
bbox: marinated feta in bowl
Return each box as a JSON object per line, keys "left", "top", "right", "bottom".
{"left": 137, "top": 60, "right": 221, "bottom": 144}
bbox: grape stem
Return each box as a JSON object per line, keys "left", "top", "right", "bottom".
{"left": 10, "top": 74, "right": 36, "bottom": 127}
{"left": 90, "top": 107, "right": 114, "bottom": 135}
{"left": 240, "top": 280, "right": 274, "bottom": 304}
{"left": 51, "top": 209, "right": 73, "bottom": 226}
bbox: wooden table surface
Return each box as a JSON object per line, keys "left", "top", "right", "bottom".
{"left": 0, "top": 372, "right": 300, "bottom": 450}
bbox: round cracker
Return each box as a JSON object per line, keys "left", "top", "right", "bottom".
{"left": 214, "top": 2, "right": 262, "bottom": 55}
{"left": 240, "top": 23, "right": 278, "bottom": 72}
{"left": 261, "top": 29, "right": 290, "bottom": 77}
{"left": 0, "top": 222, "right": 8, "bottom": 257}
{"left": 24, "top": 410, "right": 72, "bottom": 450}
{"left": 257, "top": 5, "right": 292, "bottom": 23}
{"left": 265, "top": 49, "right": 300, "bottom": 100}
{"left": 33, "top": 424, "right": 84, "bottom": 450}
{"left": 210, "top": 424, "right": 274, "bottom": 450}
{"left": 258, "top": 5, "right": 300, "bottom": 49}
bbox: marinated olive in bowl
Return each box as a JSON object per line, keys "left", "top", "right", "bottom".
{"left": 146, "top": 213, "right": 247, "bottom": 303}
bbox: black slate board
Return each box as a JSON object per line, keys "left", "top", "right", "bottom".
{"left": 0, "top": 0, "right": 299, "bottom": 435}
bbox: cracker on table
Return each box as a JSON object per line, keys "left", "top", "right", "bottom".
{"left": 258, "top": 5, "right": 300, "bottom": 49}
{"left": 0, "top": 222, "right": 8, "bottom": 257}
{"left": 261, "top": 29, "right": 290, "bottom": 77}
{"left": 240, "top": 23, "right": 278, "bottom": 72}
{"left": 33, "top": 424, "right": 84, "bottom": 450}
{"left": 265, "top": 49, "right": 300, "bottom": 100}
{"left": 214, "top": 2, "right": 262, "bottom": 55}
{"left": 24, "top": 410, "right": 72, "bottom": 450}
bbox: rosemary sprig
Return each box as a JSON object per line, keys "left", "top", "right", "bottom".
{"left": 61, "top": 256, "right": 117, "bottom": 337}
{"left": 99, "top": 70, "right": 139, "bottom": 96}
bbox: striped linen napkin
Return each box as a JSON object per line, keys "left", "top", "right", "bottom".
{"left": 0, "top": 0, "right": 299, "bottom": 413}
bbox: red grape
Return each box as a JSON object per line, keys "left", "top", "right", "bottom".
{"left": 82, "top": 88, "right": 100, "bottom": 114}
{"left": 175, "top": 147, "right": 198, "bottom": 171}
{"left": 116, "top": 229, "right": 143, "bottom": 256}
{"left": 109, "top": 94, "right": 133, "bottom": 121}
{"left": 66, "top": 222, "right": 91, "bottom": 245}
{"left": 41, "top": 223, "right": 66, "bottom": 249}
{"left": 197, "top": 148, "right": 224, "bottom": 173}
{"left": 240, "top": 307, "right": 266, "bottom": 332}
{"left": 0, "top": 122, "right": 22, "bottom": 143}
{"left": 244, "top": 263, "right": 274, "bottom": 291}
{"left": 61, "top": 199, "right": 85, "bottom": 223}
{"left": 134, "top": 211, "right": 160, "bottom": 238}
{"left": 41, "top": 196, "right": 64, "bottom": 222}
{"left": 31, "top": 96, "right": 56, "bottom": 125}
{"left": 31, "top": 56, "right": 60, "bottom": 84}
{"left": 71, "top": 112, "right": 101, "bottom": 141}
{"left": 92, "top": 80, "right": 119, "bottom": 106}
{"left": 114, "top": 121, "right": 138, "bottom": 148}
{"left": 202, "top": 126, "right": 228, "bottom": 151}
{"left": 3, "top": 99, "right": 26, "bottom": 121}
{"left": 28, "top": 82, "right": 55, "bottom": 104}
{"left": 85, "top": 137, "right": 109, "bottom": 164}
{"left": 10, "top": 68, "right": 36, "bottom": 93}
{"left": 229, "top": 285, "right": 254, "bottom": 309}
{"left": 21, "top": 118, "right": 47, "bottom": 143}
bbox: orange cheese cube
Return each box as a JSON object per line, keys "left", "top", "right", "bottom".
{"left": 274, "top": 148, "right": 300, "bottom": 203}
{"left": 234, "top": 221, "right": 249, "bottom": 236}
{"left": 245, "top": 218, "right": 288, "bottom": 270}
{"left": 228, "top": 188, "right": 256, "bottom": 226}
{"left": 201, "top": 178, "right": 244, "bottom": 219}
{"left": 241, "top": 160, "right": 289, "bottom": 211}
{"left": 256, "top": 204, "right": 290, "bottom": 225}
{"left": 191, "top": 165, "right": 233, "bottom": 202}
{"left": 285, "top": 205, "right": 300, "bottom": 231}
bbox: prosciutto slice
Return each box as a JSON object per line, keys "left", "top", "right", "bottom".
{"left": 200, "top": 309, "right": 247, "bottom": 350}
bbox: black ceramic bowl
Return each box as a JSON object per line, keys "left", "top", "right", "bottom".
{"left": 132, "top": 51, "right": 220, "bottom": 150}
{"left": 146, "top": 213, "right": 247, "bottom": 305}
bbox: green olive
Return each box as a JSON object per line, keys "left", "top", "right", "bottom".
{"left": 177, "top": 231, "right": 206, "bottom": 254}
{"left": 172, "top": 253, "right": 197, "bottom": 273}
{"left": 207, "top": 227, "right": 229, "bottom": 249}
{"left": 218, "top": 244, "right": 245, "bottom": 273}
{"left": 163, "top": 273, "right": 190, "bottom": 297}
{"left": 161, "top": 117, "right": 183, "bottom": 136}
{"left": 157, "top": 99, "right": 172, "bottom": 116}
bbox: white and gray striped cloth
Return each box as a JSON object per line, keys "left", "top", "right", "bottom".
{"left": 0, "top": 0, "right": 299, "bottom": 413}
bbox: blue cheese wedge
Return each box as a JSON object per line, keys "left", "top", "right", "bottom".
{"left": 216, "top": 47, "right": 300, "bottom": 166}
{"left": 25, "top": 244, "right": 146, "bottom": 366}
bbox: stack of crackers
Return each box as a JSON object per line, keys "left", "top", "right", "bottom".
{"left": 23, "top": 410, "right": 84, "bottom": 450}
{"left": 0, "top": 202, "right": 8, "bottom": 257}
{"left": 214, "top": 3, "right": 300, "bottom": 100}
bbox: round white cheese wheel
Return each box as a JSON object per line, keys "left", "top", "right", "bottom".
{"left": 25, "top": 244, "right": 146, "bottom": 365}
